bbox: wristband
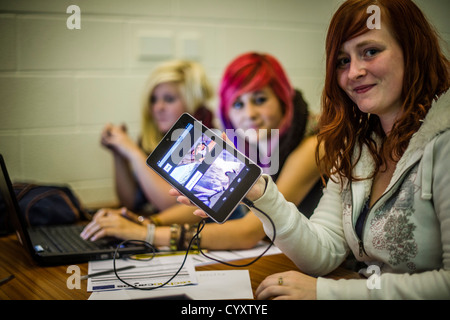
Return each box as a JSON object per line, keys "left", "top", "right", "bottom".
{"left": 145, "top": 223, "right": 156, "bottom": 244}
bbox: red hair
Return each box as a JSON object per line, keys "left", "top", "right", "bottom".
{"left": 219, "top": 52, "right": 294, "bottom": 135}
{"left": 318, "top": 0, "right": 449, "bottom": 183}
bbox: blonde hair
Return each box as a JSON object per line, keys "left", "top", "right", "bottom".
{"left": 140, "top": 60, "right": 214, "bottom": 152}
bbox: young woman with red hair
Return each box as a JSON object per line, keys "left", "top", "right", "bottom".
{"left": 176, "top": 0, "right": 450, "bottom": 299}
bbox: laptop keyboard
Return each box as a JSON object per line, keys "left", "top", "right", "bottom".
{"left": 37, "top": 224, "right": 115, "bottom": 253}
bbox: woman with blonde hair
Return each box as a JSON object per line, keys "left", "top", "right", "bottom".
{"left": 81, "top": 60, "right": 215, "bottom": 242}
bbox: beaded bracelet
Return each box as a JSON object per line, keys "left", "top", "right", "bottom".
{"left": 180, "top": 224, "right": 201, "bottom": 252}
{"left": 188, "top": 224, "right": 201, "bottom": 253}
{"left": 169, "top": 224, "right": 202, "bottom": 251}
{"left": 177, "top": 224, "right": 187, "bottom": 250}
{"left": 169, "top": 224, "right": 180, "bottom": 251}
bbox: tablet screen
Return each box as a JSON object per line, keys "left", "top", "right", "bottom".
{"left": 146, "top": 113, "right": 262, "bottom": 223}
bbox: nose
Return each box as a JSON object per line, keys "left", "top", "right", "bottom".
{"left": 243, "top": 101, "right": 258, "bottom": 120}
{"left": 348, "top": 58, "right": 367, "bottom": 81}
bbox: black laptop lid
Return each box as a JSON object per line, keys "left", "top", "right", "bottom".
{"left": 0, "top": 154, "right": 36, "bottom": 259}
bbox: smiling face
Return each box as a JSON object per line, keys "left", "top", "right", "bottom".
{"left": 227, "top": 86, "right": 284, "bottom": 144}
{"left": 336, "top": 25, "right": 405, "bottom": 134}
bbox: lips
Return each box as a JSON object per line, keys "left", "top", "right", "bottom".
{"left": 354, "top": 84, "right": 375, "bottom": 94}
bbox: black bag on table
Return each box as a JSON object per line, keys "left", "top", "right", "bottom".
{"left": 12, "top": 183, "right": 88, "bottom": 227}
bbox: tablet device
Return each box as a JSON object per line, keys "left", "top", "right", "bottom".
{"left": 146, "top": 113, "right": 262, "bottom": 224}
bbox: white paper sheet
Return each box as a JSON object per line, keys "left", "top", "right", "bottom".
{"left": 87, "top": 255, "right": 197, "bottom": 292}
{"left": 88, "top": 270, "right": 253, "bottom": 300}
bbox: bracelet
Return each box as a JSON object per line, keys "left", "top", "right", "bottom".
{"left": 169, "top": 224, "right": 202, "bottom": 251}
{"left": 188, "top": 224, "right": 201, "bottom": 252}
{"left": 170, "top": 224, "right": 180, "bottom": 251}
{"left": 145, "top": 223, "right": 156, "bottom": 244}
{"left": 178, "top": 224, "right": 187, "bottom": 250}
{"left": 179, "top": 224, "right": 201, "bottom": 252}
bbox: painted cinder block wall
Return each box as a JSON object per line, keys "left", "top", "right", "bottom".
{"left": 0, "top": 0, "right": 448, "bottom": 207}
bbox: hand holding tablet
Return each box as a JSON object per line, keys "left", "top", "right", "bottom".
{"left": 169, "top": 174, "right": 267, "bottom": 219}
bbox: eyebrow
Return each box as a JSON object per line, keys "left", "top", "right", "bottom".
{"left": 234, "top": 89, "right": 266, "bottom": 100}
{"left": 252, "top": 90, "right": 267, "bottom": 95}
{"left": 338, "top": 40, "right": 384, "bottom": 55}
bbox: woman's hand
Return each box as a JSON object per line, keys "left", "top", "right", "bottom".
{"left": 168, "top": 175, "right": 267, "bottom": 219}
{"left": 100, "top": 123, "right": 139, "bottom": 159}
{"left": 168, "top": 189, "right": 209, "bottom": 218}
{"left": 255, "top": 271, "right": 317, "bottom": 300}
{"left": 80, "top": 208, "right": 147, "bottom": 241}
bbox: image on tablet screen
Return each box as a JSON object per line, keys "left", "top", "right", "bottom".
{"left": 159, "top": 130, "right": 247, "bottom": 210}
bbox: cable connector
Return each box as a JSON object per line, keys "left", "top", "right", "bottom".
{"left": 242, "top": 197, "right": 254, "bottom": 208}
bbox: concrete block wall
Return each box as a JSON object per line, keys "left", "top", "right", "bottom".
{"left": 1, "top": 0, "right": 449, "bottom": 207}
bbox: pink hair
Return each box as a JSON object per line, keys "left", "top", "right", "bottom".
{"left": 219, "top": 52, "right": 294, "bottom": 135}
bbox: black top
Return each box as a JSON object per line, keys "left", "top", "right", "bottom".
{"left": 273, "top": 90, "right": 322, "bottom": 218}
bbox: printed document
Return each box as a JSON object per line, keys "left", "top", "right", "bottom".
{"left": 89, "top": 270, "right": 253, "bottom": 300}
{"left": 87, "top": 255, "right": 197, "bottom": 292}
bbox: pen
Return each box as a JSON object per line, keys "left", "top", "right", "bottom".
{"left": 134, "top": 249, "right": 207, "bottom": 259}
{"left": 0, "top": 274, "right": 14, "bottom": 286}
{"left": 81, "top": 265, "right": 136, "bottom": 280}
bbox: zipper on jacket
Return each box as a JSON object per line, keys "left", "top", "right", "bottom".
{"left": 358, "top": 240, "right": 365, "bottom": 257}
{"left": 352, "top": 162, "right": 417, "bottom": 259}
{"left": 357, "top": 199, "right": 371, "bottom": 257}
{"left": 350, "top": 183, "right": 369, "bottom": 257}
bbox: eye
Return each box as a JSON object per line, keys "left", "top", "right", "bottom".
{"left": 365, "top": 48, "right": 380, "bottom": 58}
{"left": 337, "top": 56, "right": 350, "bottom": 68}
{"left": 163, "top": 95, "right": 176, "bottom": 103}
{"left": 253, "top": 96, "right": 267, "bottom": 105}
{"left": 232, "top": 100, "right": 244, "bottom": 109}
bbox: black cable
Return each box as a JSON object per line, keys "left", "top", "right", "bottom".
{"left": 112, "top": 233, "right": 199, "bottom": 290}
{"left": 196, "top": 198, "right": 276, "bottom": 267}
{"left": 112, "top": 198, "right": 276, "bottom": 290}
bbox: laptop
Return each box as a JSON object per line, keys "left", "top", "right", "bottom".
{"left": 0, "top": 154, "right": 148, "bottom": 266}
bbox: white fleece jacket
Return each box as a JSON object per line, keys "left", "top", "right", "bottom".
{"left": 252, "top": 90, "right": 450, "bottom": 299}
